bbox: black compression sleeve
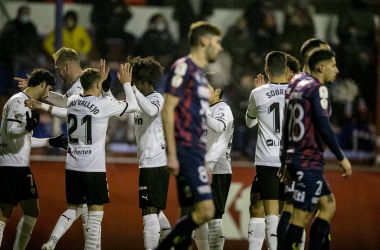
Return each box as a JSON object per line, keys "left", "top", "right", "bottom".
{"left": 317, "top": 117, "right": 345, "bottom": 161}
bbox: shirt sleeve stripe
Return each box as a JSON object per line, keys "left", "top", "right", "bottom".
{"left": 216, "top": 119, "right": 226, "bottom": 131}
{"left": 246, "top": 113, "right": 256, "bottom": 119}
{"left": 152, "top": 103, "right": 160, "bottom": 116}
{"left": 7, "top": 118, "right": 22, "bottom": 124}
{"left": 119, "top": 102, "right": 129, "bottom": 116}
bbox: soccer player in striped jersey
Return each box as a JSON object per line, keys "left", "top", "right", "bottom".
{"left": 194, "top": 72, "right": 234, "bottom": 250}
{"left": 0, "top": 69, "right": 67, "bottom": 250}
{"left": 156, "top": 21, "right": 223, "bottom": 250}
{"left": 126, "top": 56, "right": 172, "bottom": 249}
{"left": 277, "top": 39, "right": 332, "bottom": 250}
{"left": 282, "top": 49, "right": 352, "bottom": 250}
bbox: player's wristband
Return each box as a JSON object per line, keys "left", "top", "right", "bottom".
{"left": 41, "top": 103, "right": 49, "bottom": 112}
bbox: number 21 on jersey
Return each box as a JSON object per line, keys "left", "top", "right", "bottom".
{"left": 68, "top": 114, "right": 93, "bottom": 144}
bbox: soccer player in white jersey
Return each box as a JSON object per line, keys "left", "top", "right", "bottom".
{"left": 126, "top": 56, "right": 172, "bottom": 249}
{"left": 193, "top": 72, "right": 234, "bottom": 250}
{"left": 41, "top": 65, "right": 137, "bottom": 250}
{"left": 0, "top": 69, "right": 68, "bottom": 250}
{"left": 245, "top": 51, "right": 289, "bottom": 250}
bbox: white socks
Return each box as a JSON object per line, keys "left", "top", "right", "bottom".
{"left": 208, "top": 219, "right": 224, "bottom": 250}
{"left": 47, "top": 207, "right": 82, "bottom": 247}
{"left": 248, "top": 218, "right": 265, "bottom": 250}
{"left": 13, "top": 215, "right": 37, "bottom": 250}
{"left": 85, "top": 211, "right": 103, "bottom": 250}
{"left": 143, "top": 214, "right": 160, "bottom": 249}
{"left": 194, "top": 223, "right": 210, "bottom": 250}
{"left": 0, "top": 221, "right": 5, "bottom": 247}
{"left": 158, "top": 212, "right": 171, "bottom": 242}
{"left": 194, "top": 219, "right": 225, "bottom": 250}
{"left": 265, "top": 214, "right": 279, "bottom": 250}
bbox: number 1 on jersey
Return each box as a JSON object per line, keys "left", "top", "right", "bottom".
{"left": 268, "top": 102, "right": 280, "bottom": 134}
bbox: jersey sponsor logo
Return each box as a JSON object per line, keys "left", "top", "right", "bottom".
{"left": 67, "top": 148, "right": 92, "bottom": 155}
{"left": 266, "top": 139, "right": 280, "bottom": 146}
{"left": 266, "top": 88, "right": 285, "bottom": 98}
{"left": 67, "top": 99, "right": 100, "bottom": 114}
{"left": 289, "top": 92, "right": 302, "bottom": 100}
{"left": 174, "top": 62, "right": 188, "bottom": 76}
{"left": 139, "top": 186, "right": 147, "bottom": 190}
{"left": 171, "top": 75, "right": 183, "bottom": 87}
{"left": 197, "top": 185, "right": 212, "bottom": 194}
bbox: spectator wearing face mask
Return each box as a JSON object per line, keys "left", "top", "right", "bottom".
{"left": 0, "top": 5, "right": 44, "bottom": 95}
{"left": 44, "top": 10, "right": 92, "bottom": 61}
{"left": 136, "top": 13, "right": 176, "bottom": 69}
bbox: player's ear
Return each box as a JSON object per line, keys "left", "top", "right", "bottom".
{"left": 40, "top": 81, "right": 46, "bottom": 89}
{"left": 264, "top": 68, "right": 269, "bottom": 76}
{"left": 317, "top": 63, "right": 324, "bottom": 73}
{"left": 200, "top": 36, "right": 208, "bottom": 47}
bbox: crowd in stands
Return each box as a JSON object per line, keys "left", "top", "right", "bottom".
{"left": 0, "top": 0, "right": 377, "bottom": 158}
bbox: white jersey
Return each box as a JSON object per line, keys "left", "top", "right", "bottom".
{"left": 206, "top": 101, "right": 234, "bottom": 174}
{"left": 66, "top": 77, "right": 83, "bottom": 98}
{"left": 66, "top": 94, "right": 129, "bottom": 172}
{"left": 0, "top": 92, "right": 33, "bottom": 167}
{"left": 134, "top": 92, "right": 167, "bottom": 168}
{"left": 247, "top": 83, "right": 288, "bottom": 167}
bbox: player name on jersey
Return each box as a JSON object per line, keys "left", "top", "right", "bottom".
{"left": 67, "top": 98, "right": 100, "bottom": 114}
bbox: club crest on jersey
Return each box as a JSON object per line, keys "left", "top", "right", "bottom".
{"left": 31, "top": 188, "right": 36, "bottom": 194}
{"left": 171, "top": 75, "right": 183, "bottom": 87}
{"left": 174, "top": 62, "right": 188, "bottom": 76}
{"left": 319, "top": 86, "right": 328, "bottom": 98}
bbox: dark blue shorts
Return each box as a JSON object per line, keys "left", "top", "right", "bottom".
{"left": 176, "top": 147, "right": 212, "bottom": 207}
{"left": 287, "top": 164, "right": 331, "bottom": 212}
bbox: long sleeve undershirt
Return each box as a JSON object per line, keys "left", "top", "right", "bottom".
{"left": 31, "top": 138, "right": 49, "bottom": 148}
{"left": 123, "top": 82, "right": 138, "bottom": 113}
{"left": 46, "top": 91, "right": 67, "bottom": 108}
{"left": 317, "top": 117, "right": 345, "bottom": 161}
{"left": 207, "top": 115, "right": 225, "bottom": 133}
{"left": 134, "top": 89, "right": 159, "bottom": 117}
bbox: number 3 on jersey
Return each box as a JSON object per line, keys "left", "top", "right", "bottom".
{"left": 68, "top": 114, "right": 92, "bottom": 144}
{"left": 288, "top": 104, "right": 305, "bottom": 142}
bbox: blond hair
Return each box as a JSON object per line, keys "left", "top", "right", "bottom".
{"left": 53, "top": 47, "right": 80, "bottom": 65}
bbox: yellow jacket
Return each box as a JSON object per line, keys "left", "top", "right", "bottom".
{"left": 44, "top": 26, "right": 92, "bottom": 55}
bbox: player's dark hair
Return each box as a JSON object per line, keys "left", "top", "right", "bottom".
{"left": 126, "top": 56, "right": 164, "bottom": 86}
{"left": 28, "top": 68, "right": 56, "bottom": 88}
{"left": 53, "top": 47, "right": 80, "bottom": 65}
{"left": 205, "top": 72, "right": 226, "bottom": 99}
{"left": 287, "top": 55, "right": 300, "bottom": 74}
{"left": 80, "top": 68, "right": 102, "bottom": 91}
{"left": 265, "top": 51, "right": 287, "bottom": 77}
{"left": 188, "top": 21, "right": 221, "bottom": 47}
{"left": 300, "top": 38, "right": 328, "bottom": 64}
{"left": 308, "top": 49, "right": 336, "bottom": 72}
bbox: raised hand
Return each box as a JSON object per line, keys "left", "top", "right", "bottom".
{"left": 97, "top": 59, "right": 110, "bottom": 82}
{"left": 117, "top": 63, "right": 133, "bottom": 84}
{"left": 15, "top": 74, "right": 30, "bottom": 91}
{"left": 254, "top": 74, "right": 265, "bottom": 88}
{"left": 25, "top": 110, "right": 40, "bottom": 132}
{"left": 49, "top": 133, "right": 68, "bottom": 149}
